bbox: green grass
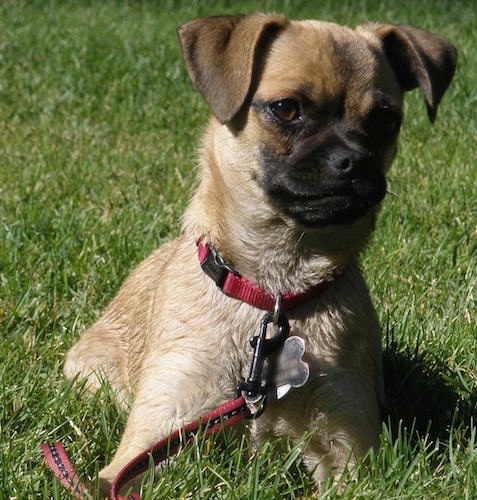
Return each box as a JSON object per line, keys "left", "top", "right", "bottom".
{"left": 0, "top": 0, "right": 475, "bottom": 498}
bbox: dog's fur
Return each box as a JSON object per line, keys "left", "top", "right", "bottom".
{"left": 64, "top": 14, "right": 456, "bottom": 490}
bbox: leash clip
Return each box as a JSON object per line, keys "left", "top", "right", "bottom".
{"left": 240, "top": 311, "right": 289, "bottom": 404}
{"left": 240, "top": 294, "right": 310, "bottom": 409}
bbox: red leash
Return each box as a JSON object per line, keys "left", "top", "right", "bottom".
{"left": 41, "top": 396, "right": 251, "bottom": 499}
{"left": 40, "top": 441, "right": 90, "bottom": 497}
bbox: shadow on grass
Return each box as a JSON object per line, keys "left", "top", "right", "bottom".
{"left": 382, "top": 335, "right": 477, "bottom": 443}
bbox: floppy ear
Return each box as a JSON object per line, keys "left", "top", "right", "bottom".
{"left": 368, "top": 24, "right": 457, "bottom": 122}
{"left": 178, "top": 14, "right": 288, "bottom": 124}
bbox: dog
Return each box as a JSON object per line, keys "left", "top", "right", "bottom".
{"left": 63, "top": 13, "right": 456, "bottom": 492}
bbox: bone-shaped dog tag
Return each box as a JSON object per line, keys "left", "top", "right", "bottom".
{"left": 268, "top": 336, "right": 309, "bottom": 400}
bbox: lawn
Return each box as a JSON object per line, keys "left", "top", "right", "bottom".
{"left": 0, "top": 0, "right": 475, "bottom": 498}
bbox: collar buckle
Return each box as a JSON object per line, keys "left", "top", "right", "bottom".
{"left": 200, "top": 244, "right": 237, "bottom": 288}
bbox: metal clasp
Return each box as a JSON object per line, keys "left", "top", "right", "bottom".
{"left": 240, "top": 310, "right": 290, "bottom": 405}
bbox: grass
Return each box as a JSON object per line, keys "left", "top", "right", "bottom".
{"left": 0, "top": 0, "right": 475, "bottom": 498}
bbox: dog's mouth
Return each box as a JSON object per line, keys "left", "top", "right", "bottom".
{"left": 269, "top": 181, "right": 387, "bottom": 227}
{"left": 259, "top": 147, "right": 387, "bottom": 228}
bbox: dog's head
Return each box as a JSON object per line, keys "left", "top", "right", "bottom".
{"left": 178, "top": 14, "right": 456, "bottom": 231}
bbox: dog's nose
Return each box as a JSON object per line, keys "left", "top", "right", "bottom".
{"left": 329, "top": 147, "right": 364, "bottom": 177}
{"left": 337, "top": 155, "right": 354, "bottom": 173}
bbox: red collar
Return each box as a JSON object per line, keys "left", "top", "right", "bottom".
{"left": 198, "top": 242, "right": 336, "bottom": 312}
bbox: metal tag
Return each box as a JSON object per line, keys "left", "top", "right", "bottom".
{"left": 268, "top": 336, "right": 309, "bottom": 400}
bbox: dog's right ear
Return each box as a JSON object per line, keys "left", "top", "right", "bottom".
{"left": 178, "top": 14, "right": 288, "bottom": 124}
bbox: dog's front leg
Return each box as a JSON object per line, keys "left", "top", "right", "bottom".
{"left": 252, "top": 371, "right": 381, "bottom": 483}
{"left": 97, "top": 349, "right": 237, "bottom": 493}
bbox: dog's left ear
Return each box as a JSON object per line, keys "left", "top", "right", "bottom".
{"left": 366, "top": 24, "right": 457, "bottom": 122}
{"left": 178, "top": 14, "right": 289, "bottom": 124}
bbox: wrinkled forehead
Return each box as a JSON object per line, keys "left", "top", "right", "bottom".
{"left": 256, "top": 20, "right": 400, "bottom": 108}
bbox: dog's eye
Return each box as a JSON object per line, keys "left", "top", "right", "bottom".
{"left": 269, "top": 99, "right": 301, "bottom": 122}
{"left": 367, "top": 106, "right": 402, "bottom": 136}
{"left": 381, "top": 111, "right": 401, "bottom": 134}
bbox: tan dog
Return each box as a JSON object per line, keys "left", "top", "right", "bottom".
{"left": 64, "top": 14, "right": 456, "bottom": 491}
